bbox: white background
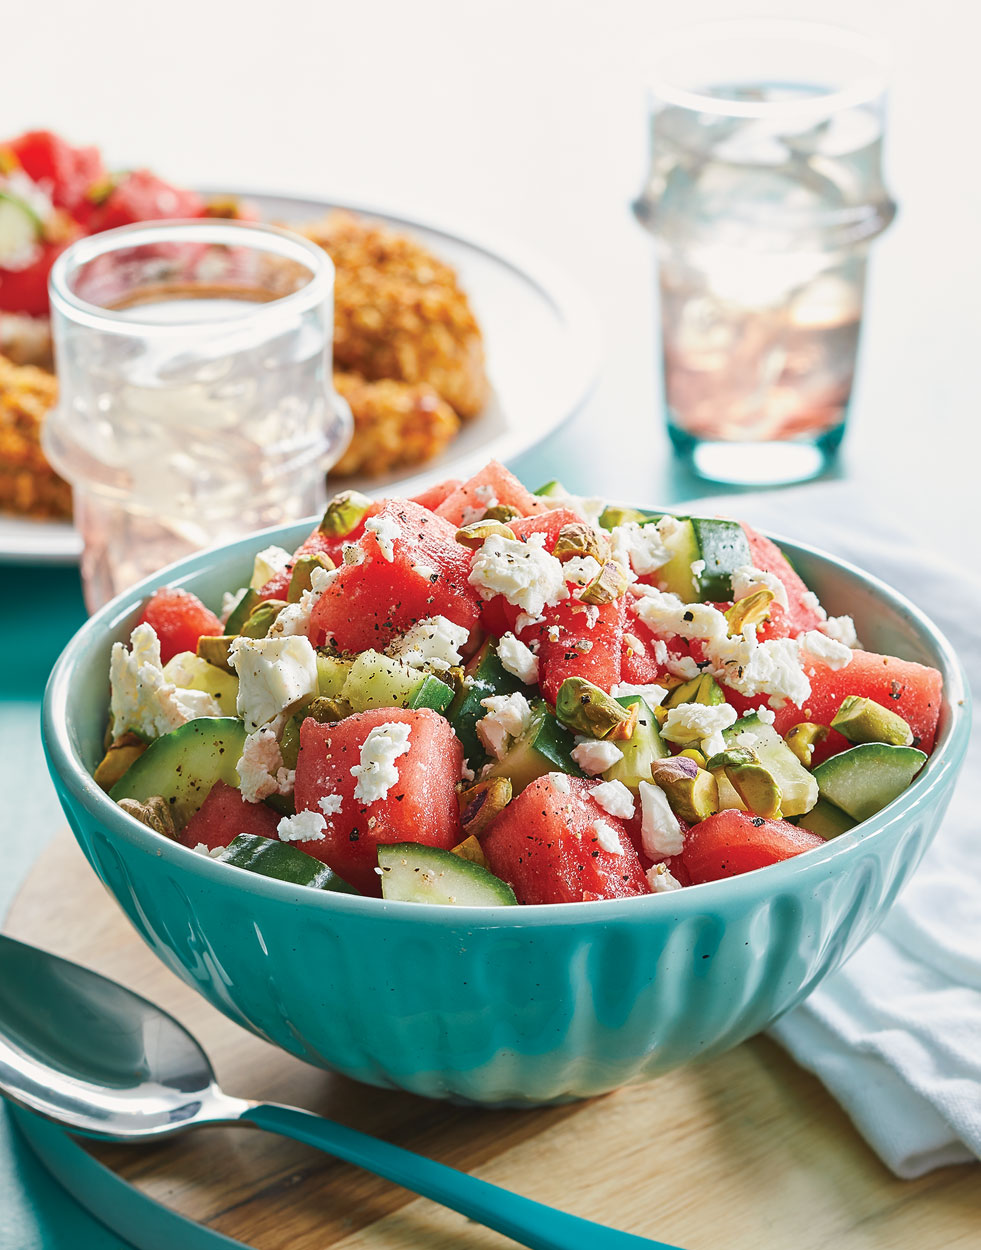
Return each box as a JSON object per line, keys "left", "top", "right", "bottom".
{"left": 3, "top": 0, "right": 979, "bottom": 518}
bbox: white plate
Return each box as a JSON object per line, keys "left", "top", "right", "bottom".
{"left": 0, "top": 190, "right": 599, "bottom": 564}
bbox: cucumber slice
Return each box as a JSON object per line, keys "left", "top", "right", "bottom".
{"left": 722, "top": 713, "right": 818, "bottom": 817}
{"left": 217, "top": 833, "right": 358, "bottom": 892}
{"left": 0, "top": 190, "right": 42, "bottom": 267}
{"left": 603, "top": 695, "right": 669, "bottom": 791}
{"left": 656, "top": 516, "right": 750, "bottom": 603}
{"left": 225, "top": 588, "right": 260, "bottom": 635}
{"left": 110, "top": 717, "right": 246, "bottom": 829}
{"left": 377, "top": 843, "right": 516, "bottom": 905}
{"left": 533, "top": 479, "right": 566, "bottom": 497}
{"left": 796, "top": 797, "right": 856, "bottom": 840}
{"left": 162, "top": 652, "right": 238, "bottom": 714}
{"left": 447, "top": 639, "right": 532, "bottom": 769}
{"left": 812, "top": 743, "right": 927, "bottom": 823}
{"left": 316, "top": 651, "right": 354, "bottom": 699}
{"left": 485, "top": 701, "right": 583, "bottom": 792}
{"left": 407, "top": 673, "right": 455, "bottom": 714}
{"left": 341, "top": 650, "right": 424, "bottom": 712}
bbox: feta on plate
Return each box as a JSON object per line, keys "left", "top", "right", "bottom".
{"left": 277, "top": 809, "right": 327, "bottom": 842}
{"left": 610, "top": 522, "right": 671, "bottom": 577}
{"left": 592, "top": 779, "right": 635, "bottom": 819}
{"left": 350, "top": 721, "right": 412, "bottom": 803}
{"left": 660, "top": 701, "right": 738, "bottom": 756}
{"left": 387, "top": 616, "right": 469, "bottom": 672}
{"left": 730, "top": 565, "right": 790, "bottom": 610}
{"left": 496, "top": 632, "right": 539, "bottom": 684}
{"left": 706, "top": 633, "right": 810, "bottom": 709}
{"left": 477, "top": 692, "right": 533, "bottom": 760}
{"left": 250, "top": 545, "right": 293, "bottom": 591}
{"left": 802, "top": 630, "right": 853, "bottom": 670}
{"left": 230, "top": 634, "right": 319, "bottom": 732}
{"left": 364, "top": 514, "right": 400, "bottom": 562}
{"left": 238, "top": 725, "right": 294, "bottom": 803}
{"left": 638, "top": 781, "right": 684, "bottom": 858}
{"left": 571, "top": 738, "right": 623, "bottom": 775}
{"left": 468, "top": 532, "right": 569, "bottom": 617}
{"left": 590, "top": 819, "right": 624, "bottom": 855}
{"left": 820, "top": 614, "right": 860, "bottom": 648}
{"left": 109, "top": 623, "right": 220, "bottom": 740}
{"left": 646, "top": 862, "right": 683, "bottom": 893}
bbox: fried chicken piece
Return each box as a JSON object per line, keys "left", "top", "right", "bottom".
{"left": 332, "top": 371, "right": 460, "bottom": 478}
{"left": 0, "top": 354, "right": 70, "bottom": 519}
{"left": 297, "top": 213, "right": 489, "bottom": 420}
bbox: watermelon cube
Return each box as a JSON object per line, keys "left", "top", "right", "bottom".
{"left": 435, "top": 461, "right": 549, "bottom": 526}
{"left": 179, "top": 780, "right": 281, "bottom": 851}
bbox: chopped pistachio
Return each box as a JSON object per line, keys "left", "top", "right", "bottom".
{"left": 663, "top": 672, "right": 725, "bottom": 710}
{"left": 553, "top": 522, "right": 608, "bottom": 563}
{"left": 459, "top": 777, "right": 513, "bottom": 838}
{"left": 288, "top": 552, "right": 335, "bottom": 602}
{"left": 450, "top": 834, "right": 491, "bottom": 869}
{"left": 555, "top": 677, "right": 632, "bottom": 739}
{"left": 831, "top": 696, "right": 915, "bottom": 747}
{"left": 279, "top": 716, "right": 302, "bottom": 770}
{"left": 597, "top": 504, "right": 654, "bottom": 530}
{"left": 609, "top": 700, "right": 641, "bottom": 742}
{"left": 480, "top": 504, "right": 523, "bottom": 523}
{"left": 454, "top": 519, "right": 517, "bottom": 548}
{"left": 705, "top": 747, "right": 782, "bottom": 819}
{"left": 93, "top": 733, "right": 147, "bottom": 792}
{"left": 196, "top": 635, "right": 236, "bottom": 672}
{"left": 784, "top": 722, "right": 829, "bottom": 768}
{"left": 239, "top": 599, "right": 287, "bottom": 639}
{"left": 677, "top": 747, "right": 706, "bottom": 767}
{"left": 579, "top": 560, "right": 629, "bottom": 606}
{"left": 318, "top": 490, "right": 372, "bottom": 537}
{"left": 649, "top": 757, "right": 719, "bottom": 823}
{"left": 304, "top": 696, "right": 353, "bottom": 723}
{"left": 117, "top": 796, "right": 177, "bottom": 838}
{"left": 726, "top": 589, "right": 775, "bottom": 636}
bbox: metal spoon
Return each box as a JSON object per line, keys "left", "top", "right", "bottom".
{"left": 0, "top": 935, "right": 680, "bottom": 1250}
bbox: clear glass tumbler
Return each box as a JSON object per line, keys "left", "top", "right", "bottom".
{"left": 45, "top": 220, "right": 352, "bottom": 611}
{"left": 634, "top": 21, "right": 896, "bottom": 485}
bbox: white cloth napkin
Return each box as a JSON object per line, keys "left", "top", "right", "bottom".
{"left": 696, "top": 480, "right": 981, "bottom": 1178}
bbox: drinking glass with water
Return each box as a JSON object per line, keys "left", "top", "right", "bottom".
{"left": 635, "top": 22, "right": 895, "bottom": 485}
{"left": 45, "top": 220, "right": 351, "bottom": 610}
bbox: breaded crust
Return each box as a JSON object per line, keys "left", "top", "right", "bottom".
{"left": 0, "top": 354, "right": 70, "bottom": 519}
{"left": 332, "top": 371, "right": 460, "bottom": 478}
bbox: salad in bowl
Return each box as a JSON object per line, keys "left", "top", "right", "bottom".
{"left": 93, "top": 459, "right": 945, "bottom": 906}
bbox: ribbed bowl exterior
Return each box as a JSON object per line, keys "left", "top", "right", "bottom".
{"left": 43, "top": 518, "right": 971, "bottom": 1104}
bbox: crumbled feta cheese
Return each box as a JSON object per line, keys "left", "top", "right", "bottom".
{"left": 476, "top": 692, "right": 534, "bottom": 759}
{"left": 309, "top": 564, "right": 338, "bottom": 595}
{"left": 656, "top": 514, "right": 686, "bottom": 542}
{"left": 666, "top": 655, "right": 702, "bottom": 680}
{"left": 623, "top": 631, "right": 646, "bottom": 655}
{"left": 496, "top": 632, "right": 539, "bottom": 684}
{"left": 638, "top": 781, "right": 684, "bottom": 857}
{"left": 563, "top": 555, "right": 602, "bottom": 586}
{"left": 412, "top": 563, "right": 438, "bottom": 580}
{"left": 364, "top": 514, "right": 400, "bottom": 562}
{"left": 351, "top": 721, "right": 412, "bottom": 803}
{"left": 318, "top": 793, "right": 344, "bottom": 817}
{"left": 552, "top": 773, "right": 571, "bottom": 794}
{"left": 459, "top": 486, "right": 499, "bottom": 526}
{"left": 802, "top": 630, "right": 853, "bottom": 670}
{"left": 614, "top": 682, "right": 668, "bottom": 706}
{"left": 267, "top": 585, "right": 321, "bottom": 638}
{"left": 592, "top": 779, "right": 635, "bottom": 819}
{"left": 755, "top": 706, "right": 776, "bottom": 725}
{"left": 468, "top": 531, "right": 569, "bottom": 617}
{"left": 591, "top": 819, "right": 624, "bottom": 855}
{"left": 820, "top": 614, "right": 859, "bottom": 647}
{"left": 690, "top": 558, "right": 706, "bottom": 580}
{"left": 221, "top": 587, "right": 249, "bottom": 622}
{"left": 547, "top": 624, "right": 562, "bottom": 642}
{"left": 735, "top": 731, "right": 758, "bottom": 748}
{"left": 571, "top": 738, "right": 623, "bottom": 775}
{"left": 237, "top": 725, "right": 294, "bottom": 803}
{"left": 250, "top": 545, "right": 293, "bottom": 590}
{"left": 229, "top": 634, "right": 319, "bottom": 732}
{"left": 388, "top": 616, "right": 469, "bottom": 672}
{"left": 343, "top": 542, "right": 365, "bottom": 566}
{"left": 800, "top": 590, "right": 827, "bottom": 621}
{"left": 631, "top": 585, "right": 729, "bottom": 645}
{"left": 730, "top": 565, "right": 790, "bottom": 610}
{"left": 109, "top": 623, "right": 220, "bottom": 739}
{"left": 515, "top": 612, "right": 545, "bottom": 634}
{"left": 609, "top": 522, "right": 670, "bottom": 578}
{"left": 706, "top": 634, "right": 810, "bottom": 708}
{"left": 661, "top": 701, "right": 738, "bottom": 757}
{"left": 582, "top": 604, "right": 600, "bottom": 629}
{"left": 652, "top": 638, "right": 669, "bottom": 666}
{"left": 646, "top": 862, "right": 682, "bottom": 893}
{"left": 277, "top": 809, "right": 327, "bottom": 842}
{"left": 191, "top": 842, "right": 226, "bottom": 858}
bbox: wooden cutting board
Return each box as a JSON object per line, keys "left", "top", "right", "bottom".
{"left": 6, "top": 832, "right": 979, "bottom": 1250}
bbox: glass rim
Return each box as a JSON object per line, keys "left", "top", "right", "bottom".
{"left": 48, "top": 218, "right": 334, "bottom": 335}
{"left": 648, "top": 19, "right": 890, "bottom": 120}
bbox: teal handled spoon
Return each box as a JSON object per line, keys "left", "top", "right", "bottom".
{"left": 0, "top": 935, "right": 682, "bottom": 1250}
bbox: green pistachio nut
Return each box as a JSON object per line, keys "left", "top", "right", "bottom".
{"left": 195, "top": 635, "right": 237, "bottom": 672}
{"left": 663, "top": 672, "right": 725, "bottom": 710}
{"left": 304, "top": 696, "right": 353, "bottom": 723}
{"left": 597, "top": 504, "right": 655, "bottom": 530}
{"left": 239, "top": 600, "right": 287, "bottom": 639}
{"left": 726, "top": 589, "right": 775, "bottom": 636}
{"left": 831, "top": 696, "right": 915, "bottom": 747}
{"left": 480, "top": 504, "right": 523, "bottom": 523}
{"left": 555, "top": 677, "right": 633, "bottom": 739}
{"left": 579, "top": 560, "right": 629, "bottom": 606}
{"left": 454, "top": 520, "right": 517, "bottom": 548}
{"left": 784, "top": 721, "right": 829, "bottom": 768}
{"left": 450, "top": 834, "right": 491, "bottom": 868}
{"left": 224, "top": 587, "right": 260, "bottom": 635}
{"left": 116, "top": 795, "right": 177, "bottom": 838}
{"left": 318, "top": 490, "right": 372, "bottom": 537}
{"left": 705, "top": 746, "right": 783, "bottom": 819}
{"left": 649, "top": 756, "right": 719, "bottom": 823}
{"left": 552, "top": 522, "right": 609, "bottom": 563}
{"left": 93, "top": 733, "right": 148, "bottom": 792}
{"left": 287, "top": 552, "right": 336, "bottom": 602}
{"left": 279, "top": 715, "right": 302, "bottom": 770}
{"left": 459, "top": 777, "right": 513, "bottom": 839}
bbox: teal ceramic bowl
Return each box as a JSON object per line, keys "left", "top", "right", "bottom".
{"left": 43, "top": 519, "right": 970, "bottom": 1104}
